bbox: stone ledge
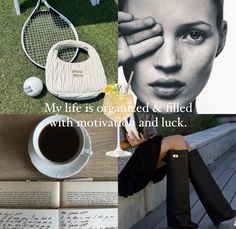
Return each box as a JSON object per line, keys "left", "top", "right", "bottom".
{"left": 186, "top": 123, "right": 236, "bottom": 165}
{"left": 119, "top": 123, "right": 236, "bottom": 229}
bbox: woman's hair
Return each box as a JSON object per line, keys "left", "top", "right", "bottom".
{"left": 215, "top": 0, "right": 224, "bottom": 30}
{"left": 119, "top": 0, "right": 124, "bottom": 10}
{"left": 119, "top": 0, "right": 224, "bottom": 30}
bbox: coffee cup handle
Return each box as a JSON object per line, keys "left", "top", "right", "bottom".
{"left": 80, "top": 126, "right": 92, "bottom": 155}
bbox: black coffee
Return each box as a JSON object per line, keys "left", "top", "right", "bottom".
{"left": 38, "top": 123, "right": 80, "bottom": 162}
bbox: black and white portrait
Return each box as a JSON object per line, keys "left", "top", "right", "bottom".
{"left": 118, "top": 0, "right": 236, "bottom": 114}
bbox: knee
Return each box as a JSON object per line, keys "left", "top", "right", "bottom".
{"left": 161, "top": 135, "right": 191, "bottom": 156}
{"left": 172, "top": 135, "right": 190, "bottom": 150}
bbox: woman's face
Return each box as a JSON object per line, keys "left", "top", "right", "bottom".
{"left": 123, "top": 0, "right": 226, "bottom": 112}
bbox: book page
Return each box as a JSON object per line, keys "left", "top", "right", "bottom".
{"left": 0, "top": 209, "right": 58, "bottom": 229}
{"left": 60, "top": 181, "right": 118, "bottom": 207}
{"left": 0, "top": 181, "right": 59, "bottom": 208}
{"left": 59, "top": 208, "right": 118, "bottom": 229}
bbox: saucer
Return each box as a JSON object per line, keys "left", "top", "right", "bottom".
{"left": 28, "top": 125, "right": 92, "bottom": 179}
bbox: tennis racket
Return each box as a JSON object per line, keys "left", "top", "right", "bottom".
{"left": 21, "top": 0, "right": 79, "bottom": 68}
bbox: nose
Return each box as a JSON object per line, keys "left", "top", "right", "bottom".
{"left": 153, "top": 39, "right": 181, "bottom": 73}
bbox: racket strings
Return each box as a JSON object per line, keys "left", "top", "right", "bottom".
{"left": 23, "top": 11, "right": 77, "bottom": 67}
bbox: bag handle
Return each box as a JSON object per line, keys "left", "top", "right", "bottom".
{"left": 51, "top": 40, "right": 98, "bottom": 59}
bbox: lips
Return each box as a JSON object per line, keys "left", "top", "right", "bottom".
{"left": 149, "top": 78, "right": 186, "bottom": 98}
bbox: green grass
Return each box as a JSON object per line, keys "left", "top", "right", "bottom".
{"left": 0, "top": 0, "right": 117, "bottom": 114}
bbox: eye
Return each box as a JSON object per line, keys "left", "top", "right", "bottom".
{"left": 182, "top": 30, "right": 205, "bottom": 44}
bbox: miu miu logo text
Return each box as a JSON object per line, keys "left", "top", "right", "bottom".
{"left": 72, "top": 70, "right": 83, "bottom": 77}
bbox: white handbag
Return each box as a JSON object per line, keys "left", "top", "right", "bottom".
{"left": 46, "top": 40, "right": 107, "bottom": 100}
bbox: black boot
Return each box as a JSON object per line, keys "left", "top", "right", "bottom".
{"left": 189, "top": 149, "right": 236, "bottom": 225}
{"left": 166, "top": 150, "right": 198, "bottom": 228}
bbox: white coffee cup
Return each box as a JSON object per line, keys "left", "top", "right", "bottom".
{"left": 32, "top": 115, "right": 84, "bottom": 164}
{"left": 28, "top": 115, "right": 92, "bottom": 178}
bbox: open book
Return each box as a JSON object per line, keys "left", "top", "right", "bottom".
{"left": 0, "top": 181, "right": 118, "bottom": 229}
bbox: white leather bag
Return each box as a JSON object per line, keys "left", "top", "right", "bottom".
{"left": 46, "top": 40, "right": 107, "bottom": 100}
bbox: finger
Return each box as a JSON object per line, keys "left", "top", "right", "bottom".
{"left": 130, "top": 131, "right": 140, "bottom": 141}
{"left": 125, "top": 24, "right": 162, "bottom": 45}
{"left": 118, "top": 11, "right": 134, "bottom": 23}
{"left": 126, "top": 133, "right": 133, "bottom": 141}
{"left": 139, "top": 133, "right": 146, "bottom": 141}
{"left": 118, "top": 37, "right": 133, "bottom": 66}
{"left": 119, "top": 17, "right": 156, "bottom": 35}
{"left": 130, "top": 36, "right": 164, "bottom": 59}
{"left": 131, "top": 131, "right": 140, "bottom": 141}
{"left": 127, "top": 135, "right": 136, "bottom": 146}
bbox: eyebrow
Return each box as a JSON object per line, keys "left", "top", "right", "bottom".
{"left": 179, "top": 21, "right": 212, "bottom": 29}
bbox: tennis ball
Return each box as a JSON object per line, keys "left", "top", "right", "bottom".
{"left": 23, "top": 76, "right": 44, "bottom": 97}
